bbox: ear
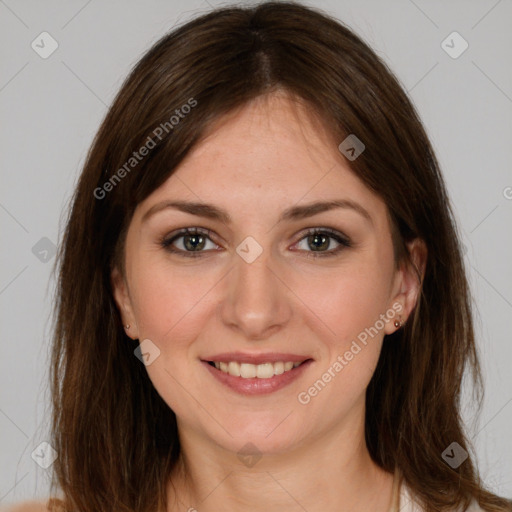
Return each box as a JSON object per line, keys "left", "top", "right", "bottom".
{"left": 111, "top": 266, "right": 139, "bottom": 339}
{"left": 384, "top": 238, "right": 427, "bottom": 335}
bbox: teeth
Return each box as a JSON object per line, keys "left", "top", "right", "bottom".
{"left": 240, "top": 363, "right": 257, "bottom": 378}
{"left": 212, "top": 360, "right": 304, "bottom": 379}
{"left": 228, "top": 361, "right": 240, "bottom": 377}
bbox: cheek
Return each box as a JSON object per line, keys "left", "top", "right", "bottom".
{"left": 130, "top": 263, "right": 216, "bottom": 344}
{"left": 128, "top": 263, "right": 219, "bottom": 415}
{"left": 298, "top": 261, "right": 393, "bottom": 345}
{"left": 291, "top": 256, "right": 394, "bottom": 401}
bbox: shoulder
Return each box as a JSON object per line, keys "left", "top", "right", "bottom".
{"left": 1, "top": 501, "right": 49, "bottom": 512}
{"left": 399, "top": 481, "right": 486, "bottom": 511}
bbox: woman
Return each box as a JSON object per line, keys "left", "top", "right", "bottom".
{"left": 11, "top": 2, "right": 511, "bottom": 511}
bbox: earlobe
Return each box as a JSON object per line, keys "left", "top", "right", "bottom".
{"left": 385, "top": 238, "right": 427, "bottom": 335}
{"left": 111, "top": 266, "right": 139, "bottom": 339}
{"left": 383, "top": 298, "right": 405, "bottom": 335}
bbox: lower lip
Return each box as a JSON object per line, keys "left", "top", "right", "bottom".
{"left": 201, "top": 359, "right": 313, "bottom": 395}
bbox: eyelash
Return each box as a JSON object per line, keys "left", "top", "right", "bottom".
{"left": 160, "top": 227, "right": 351, "bottom": 259}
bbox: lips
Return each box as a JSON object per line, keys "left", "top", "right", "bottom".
{"left": 200, "top": 352, "right": 313, "bottom": 395}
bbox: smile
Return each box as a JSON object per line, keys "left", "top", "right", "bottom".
{"left": 208, "top": 360, "right": 304, "bottom": 379}
{"left": 202, "top": 357, "right": 313, "bottom": 395}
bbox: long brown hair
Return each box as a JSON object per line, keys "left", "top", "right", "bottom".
{"left": 48, "top": 2, "right": 512, "bottom": 511}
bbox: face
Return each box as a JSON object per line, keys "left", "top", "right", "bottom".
{"left": 112, "top": 92, "right": 422, "bottom": 457}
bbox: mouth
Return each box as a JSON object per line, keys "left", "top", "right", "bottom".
{"left": 201, "top": 356, "right": 314, "bottom": 395}
{"left": 205, "top": 359, "right": 312, "bottom": 379}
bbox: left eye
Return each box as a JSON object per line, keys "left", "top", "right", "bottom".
{"left": 293, "top": 228, "right": 351, "bottom": 257}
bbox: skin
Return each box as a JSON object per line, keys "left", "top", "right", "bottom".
{"left": 112, "top": 91, "right": 426, "bottom": 512}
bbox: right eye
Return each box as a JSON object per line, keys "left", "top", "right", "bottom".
{"left": 160, "top": 227, "right": 221, "bottom": 257}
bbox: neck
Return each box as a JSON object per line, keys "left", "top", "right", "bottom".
{"left": 166, "top": 408, "right": 395, "bottom": 512}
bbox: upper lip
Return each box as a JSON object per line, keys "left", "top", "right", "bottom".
{"left": 202, "top": 352, "right": 312, "bottom": 364}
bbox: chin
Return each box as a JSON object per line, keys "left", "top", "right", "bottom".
{"left": 215, "top": 415, "right": 306, "bottom": 455}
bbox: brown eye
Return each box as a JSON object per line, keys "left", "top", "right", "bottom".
{"left": 306, "top": 233, "right": 330, "bottom": 252}
{"left": 294, "top": 228, "right": 351, "bottom": 258}
{"left": 181, "top": 233, "right": 207, "bottom": 251}
{"left": 161, "top": 228, "right": 219, "bottom": 257}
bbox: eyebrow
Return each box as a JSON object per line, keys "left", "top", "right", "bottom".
{"left": 141, "top": 199, "right": 372, "bottom": 225}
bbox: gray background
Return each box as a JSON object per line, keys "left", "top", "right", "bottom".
{"left": 1, "top": 0, "right": 511, "bottom": 506}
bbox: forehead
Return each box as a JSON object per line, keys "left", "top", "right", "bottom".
{"left": 134, "top": 92, "right": 388, "bottom": 225}
{"left": 180, "top": 93, "right": 342, "bottom": 182}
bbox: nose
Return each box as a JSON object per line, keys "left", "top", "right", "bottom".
{"left": 218, "top": 246, "right": 292, "bottom": 340}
